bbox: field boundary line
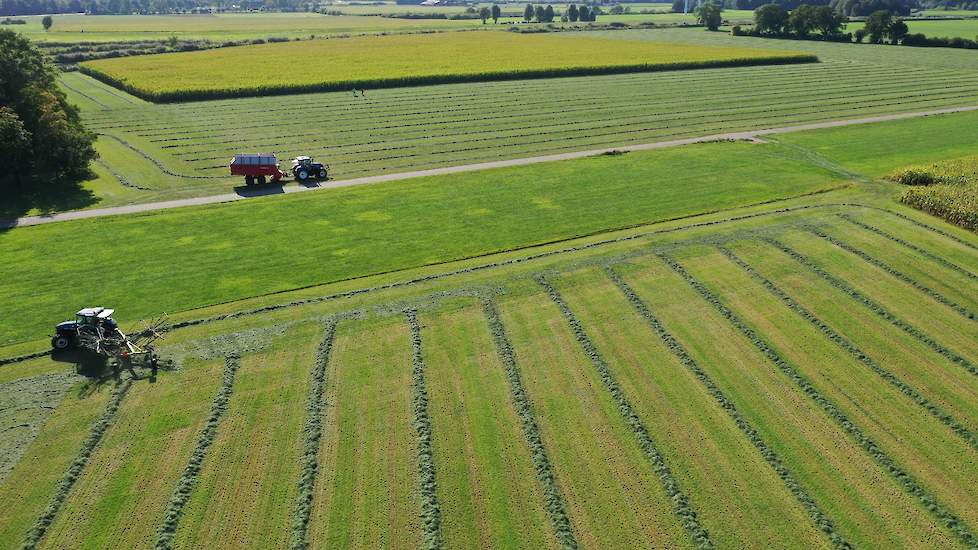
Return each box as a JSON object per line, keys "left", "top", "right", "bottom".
{"left": 658, "top": 253, "right": 978, "bottom": 547}
{"left": 719, "top": 246, "right": 978, "bottom": 453}
{"left": 805, "top": 226, "right": 978, "bottom": 321}
{"left": 288, "top": 320, "right": 338, "bottom": 550}
{"left": 766, "top": 238, "right": 978, "bottom": 380}
{"left": 154, "top": 355, "right": 241, "bottom": 550}
{"left": 536, "top": 275, "right": 715, "bottom": 548}
{"left": 607, "top": 265, "right": 852, "bottom": 550}
{"left": 839, "top": 214, "right": 978, "bottom": 282}
{"left": 7, "top": 104, "right": 978, "bottom": 229}
{"left": 482, "top": 299, "right": 579, "bottom": 549}
{"left": 19, "top": 377, "right": 133, "bottom": 550}
{"left": 406, "top": 310, "right": 444, "bottom": 550}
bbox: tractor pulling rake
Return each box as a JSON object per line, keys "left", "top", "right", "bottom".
{"left": 52, "top": 307, "right": 167, "bottom": 370}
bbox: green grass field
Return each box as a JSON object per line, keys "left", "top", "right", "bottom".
{"left": 3, "top": 187, "right": 977, "bottom": 548}
{"left": 80, "top": 31, "right": 809, "bottom": 101}
{"left": 45, "top": 27, "right": 978, "bottom": 212}
{"left": 3, "top": 15, "right": 978, "bottom": 550}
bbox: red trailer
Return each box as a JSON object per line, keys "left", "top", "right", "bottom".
{"left": 230, "top": 153, "right": 289, "bottom": 185}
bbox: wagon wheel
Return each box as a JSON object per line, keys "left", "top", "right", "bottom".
{"left": 258, "top": 175, "right": 267, "bottom": 185}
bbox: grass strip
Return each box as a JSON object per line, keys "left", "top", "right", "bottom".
{"left": 719, "top": 246, "right": 978, "bottom": 453}
{"left": 658, "top": 254, "right": 978, "bottom": 548}
{"left": 840, "top": 214, "right": 978, "bottom": 282}
{"left": 878, "top": 210, "right": 978, "bottom": 253}
{"left": 19, "top": 377, "right": 133, "bottom": 550}
{"left": 806, "top": 225, "right": 977, "bottom": 320}
{"left": 535, "top": 275, "right": 714, "bottom": 549}
{"left": 288, "top": 320, "right": 338, "bottom": 550}
{"left": 766, "top": 238, "right": 978, "bottom": 380}
{"left": 405, "top": 310, "right": 443, "bottom": 550}
{"left": 482, "top": 299, "right": 578, "bottom": 550}
{"left": 154, "top": 355, "right": 241, "bottom": 550}
{"left": 606, "top": 265, "right": 851, "bottom": 550}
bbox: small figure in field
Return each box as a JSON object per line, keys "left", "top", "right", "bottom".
{"left": 351, "top": 88, "right": 367, "bottom": 98}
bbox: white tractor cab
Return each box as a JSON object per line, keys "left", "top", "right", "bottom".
{"left": 52, "top": 307, "right": 119, "bottom": 350}
{"left": 290, "top": 156, "right": 329, "bottom": 182}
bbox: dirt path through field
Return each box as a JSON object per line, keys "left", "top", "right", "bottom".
{"left": 6, "top": 104, "right": 978, "bottom": 229}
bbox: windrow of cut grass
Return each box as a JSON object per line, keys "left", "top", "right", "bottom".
{"left": 79, "top": 32, "right": 815, "bottom": 102}
{"left": 0, "top": 382, "right": 112, "bottom": 549}
{"left": 535, "top": 275, "right": 713, "bottom": 548}
{"left": 554, "top": 266, "right": 826, "bottom": 548}
{"left": 729, "top": 239, "right": 978, "bottom": 535}
{"left": 171, "top": 325, "right": 318, "bottom": 549}
{"left": 421, "top": 305, "right": 555, "bottom": 549}
{"left": 657, "top": 252, "right": 978, "bottom": 547}
{"left": 678, "top": 247, "right": 962, "bottom": 548}
{"left": 482, "top": 299, "right": 577, "bottom": 549}
{"left": 306, "top": 318, "right": 421, "bottom": 548}
{"left": 39, "top": 358, "right": 226, "bottom": 550}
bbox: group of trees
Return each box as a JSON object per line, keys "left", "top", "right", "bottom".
{"left": 520, "top": 3, "right": 596, "bottom": 22}
{"left": 829, "top": 0, "right": 912, "bottom": 16}
{"left": 0, "top": 29, "right": 96, "bottom": 188}
{"left": 751, "top": 3, "right": 846, "bottom": 37}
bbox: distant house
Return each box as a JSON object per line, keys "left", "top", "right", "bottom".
{"left": 420, "top": 0, "right": 442, "bottom": 5}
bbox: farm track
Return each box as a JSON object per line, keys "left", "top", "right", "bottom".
{"left": 9, "top": 105, "right": 978, "bottom": 230}
{"left": 657, "top": 254, "right": 978, "bottom": 548}
{"left": 537, "top": 275, "right": 714, "bottom": 549}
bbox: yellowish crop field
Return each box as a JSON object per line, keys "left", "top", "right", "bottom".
{"left": 80, "top": 31, "right": 815, "bottom": 102}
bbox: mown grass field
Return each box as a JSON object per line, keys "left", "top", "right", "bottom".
{"left": 80, "top": 31, "right": 810, "bottom": 101}
{"left": 2, "top": 194, "right": 977, "bottom": 548}
{"left": 50, "top": 27, "right": 978, "bottom": 210}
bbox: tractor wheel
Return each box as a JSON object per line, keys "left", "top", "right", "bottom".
{"left": 296, "top": 168, "right": 309, "bottom": 181}
{"left": 318, "top": 169, "right": 327, "bottom": 179}
{"left": 51, "top": 335, "right": 71, "bottom": 350}
{"left": 258, "top": 175, "right": 267, "bottom": 185}
{"left": 245, "top": 176, "right": 254, "bottom": 186}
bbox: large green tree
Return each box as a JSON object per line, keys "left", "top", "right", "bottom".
{"left": 754, "top": 4, "right": 788, "bottom": 34}
{"left": 0, "top": 29, "right": 96, "bottom": 187}
{"left": 864, "top": 9, "right": 893, "bottom": 42}
{"left": 696, "top": 1, "right": 723, "bottom": 30}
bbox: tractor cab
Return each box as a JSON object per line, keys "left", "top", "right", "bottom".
{"left": 52, "top": 307, "right": 117, "bottom": 350}
{"left": 290, "top": 156, "right": 329, "bottom": 182}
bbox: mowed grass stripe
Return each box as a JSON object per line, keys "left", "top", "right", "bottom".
{"left": 154, "top": 356, "right": 241, "bottom": 550}
{"left": 805, "top": 225, "right": 978, "bottom": 321}
{"left": 406, "top": 310, "right": 444, "bottom": 550}
{"left": 420, "top": 305, "right": 554, "bottom": 549}
{"left": 536, "top": 275, "right": 713, "bottom": 549}
{"left": 767, "top": 237, "right": 978, "bottom": 380}
{"left": 819, "top": 218, "right": 978, "bottom": 314}
{"left": 718, "top": 244, "right": 978, "bottom": 454}
{"left": 730, "top": 240, "right": 978, "bottom": 534}
{"left": 483, "top": 299, "right": 578, "bottom": 550}
{"left": 554, "top": 267, "right": 826, "bottom": 548}
{"left": 171, "top": 324, "right": 319, "bottom": 550}
{"left": 20, "top": 378, "right": 133, "bottom": 550}
{"left": 37, "top": 359, "right": 226, "bottom": 550}
{"left": 288, "top": 320, "right": 337, "bottom": 550}
{"left": 496, "top": 290, "right": 693, "bottom": 548}
{"left": 693, "top": 246, "right": 966, "bottom": 547}
{"left": 785, "top": 228, "right": 978, "bottom": 347}
{"left": 0, "top": 385, "right": 112, "bottom": 548}
{"left": 306, "top": 317, "right": 421, "bottom": 548}
{"left": 659, "top": 251, "right": 978, "bottom": 547}
{"left": 840, "top": 215, "right": 978, "bottom": 283}
{"left": 609, "top": 263, "right": 844, "bottom": 550}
